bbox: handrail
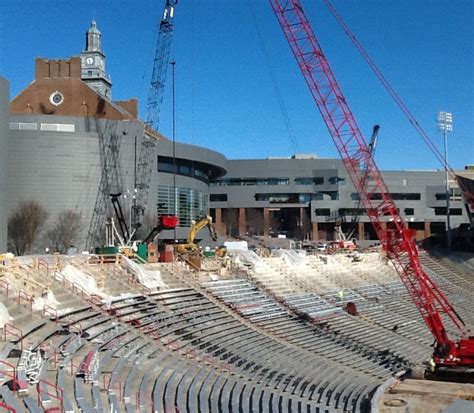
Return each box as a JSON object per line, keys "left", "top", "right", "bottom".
{"left": 0, "top": 278, "right": 10, "bottom": 298}
{"left": 71, "top": 283, "right": 86, "bottom": 299}
{"left": 220, "top": 362, "right": 232, "bottom": 374}
{"left": 0, "top": 359, "right": 18, "bottom": 392}
{"left": 67, "top": 320, "right": 82, "bottom": 335}
{"left": 3, "top": 324, "right": 23, "bottom": 351}
{"left": 85, "top": 294, "right": 103, "bottom": 308}
{"left": 36, "top": 258, "right": 50, "bottom": 277}
{"left": 43, "top": 304, "right": 58, "bottom": 320}
{"left": 103, "top": 373, "right": 122, "bottom": 400}
{"left": 37, "top": 379, "right": 64, "bottom": 412}
{"left": 54, "top": 271, "right": 66, "bottom": 286}
{"left": 0, "top": 401, "right": 16, "bottom": 412}
{"left": 18, "top": 290, "right": 33, "bottom": 311}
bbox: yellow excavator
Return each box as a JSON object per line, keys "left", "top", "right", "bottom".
{"left": 175, "top": 215, "right": 218, "bottom": 253}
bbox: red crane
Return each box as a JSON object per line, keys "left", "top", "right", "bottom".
{"left": 269, "top": 0, "right": 474, "bottom": 369}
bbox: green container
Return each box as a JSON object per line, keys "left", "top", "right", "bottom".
{"left": 137, "top": 243, "right": 148, "bottom": 262}
{"left": 95, "top": 246, "right": 119, "bottom": 255}
{"left": 203, "top": 251, "right": 216, "bottom": 258}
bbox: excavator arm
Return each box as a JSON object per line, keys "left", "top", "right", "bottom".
{"left": 187, "top": 216, "right": 217, "bottom": 245}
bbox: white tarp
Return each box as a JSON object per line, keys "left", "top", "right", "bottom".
{"left": 122, "top": 257, "right": 167, "bottom": 290}
{"left": 272, "top": 249, "right": 307, "bottom": 267}
{"left": 103, "top": 293, "right": 139, "bottom": 310}
{"left": 224, "top": 241, "right": 248, "bottom": 251}
{"left": 59, "top": 264, "right": 104, "bottom": 297}
{"left": 231, "top": 250, "right": 268, "bottom": 273}
{"left": 32, "top": 290, "right": 59, "bottom": 312}
{"left": 0, "top": 303, "right": 12, "bottom": 329}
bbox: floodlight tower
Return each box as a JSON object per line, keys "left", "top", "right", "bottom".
{"left": 437, "top": 111, "right": 453, "bottom": 250}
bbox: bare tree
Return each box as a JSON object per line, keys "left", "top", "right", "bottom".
{"left": 47, "top": 210, "right": 82, "bottom": 253}
{"left": 8, "top": 200, "right": 49, "bottom": 255}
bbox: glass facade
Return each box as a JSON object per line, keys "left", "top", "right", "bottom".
{"left": 158, "top": 156, "right": 223, "bottom": 183}
{"left": 294, "top": 177, "right": 324, "bottom": 185}
{"left": 212, "top": 177, "right": 289, "bottom": 186}
{"left": 157, "top": 185, "right": 208, "bottom": 227}
{"left": 253, "top": 191, "right": 339, "bottom": 203}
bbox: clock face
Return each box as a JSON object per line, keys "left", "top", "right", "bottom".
{"left": 86, "top": 57, "right": 94, "bottom": 65}
{"left": 49, "top": 91, "right": 64, "bottom": 106}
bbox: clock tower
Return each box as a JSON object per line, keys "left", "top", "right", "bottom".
{"left": 80, "top": 21, "right": 112, "bottom": 99}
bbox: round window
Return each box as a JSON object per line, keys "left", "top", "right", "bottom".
{"left": 49, "top": 91, "right": 64, "bottom": 106}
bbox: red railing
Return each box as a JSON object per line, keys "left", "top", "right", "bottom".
{"left": 102, "top": 373, "right": 122, "bottom": 400}
{"left": 67, "top": 359, "right": 81, "bottom": 377}
{"left": 3, "top": 324, "right": 23, "bottom": 351}
{"left": 36, "top": 259, "right": 50, "bottom": 277}
{"left": 0, "top": 401, "right": 16, "bottom": 412}
{"left": 67, "top": 320, "right": 82, "bottom": 335}
{"left": 0, "top": 278, "right": 10, "bottom": 298}
{"left": 203, "top": 355, "right": 215, "bottom": 367}
{"left": 37, "top": 379, "right": 63, "bottom": 413}
{"left": 184, "top": 348, "right": 197, "bottom": 360}
{"left": 85, "top": 294, "right": 103, "bottom": 308}
{"left": 54, "top": 272, "right": 66, "bottom": 286}
{"left": 43, "top": 304, "right": 58, "bottom": 320}
{"left": 0, "top": 360, "right": 17, "bottom": 392}
{"left": 162, "top": 338, "right": 179, "bottom": 352}
{"left": 71, "top": 283, "right": 86, "bottom": 299}
{"left": 18, "top": 290, "right": 33, "bottom": 311}
{"left": 220, "top": 362, "right": 232, "bottom": 374}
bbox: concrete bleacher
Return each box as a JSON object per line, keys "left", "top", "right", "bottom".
{"left": 0, "top": 250, "right": 472, "bottom": 412}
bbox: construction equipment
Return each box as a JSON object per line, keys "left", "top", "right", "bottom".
{"left": 345, "top": 124, "right": 380, "bottom": 240}
{"left": 323, "top": 0, "right": 474, "bottom": 233}
{"left": 270, "top": 0, "right": 474, "bottom": 370}
{"left": 133, "top": 0, "right": 178, "bottom": 230}
{"left": 332, "top": 125, "right": 379, "bottom": 246}
{"left": 86, "top": 120, "right": 127, "bottom": 250}
{"left": 143, "top": 215, "right": 180, "bottom": 244}
{"left": 176, "top": 216, "right": 217, "bottom": 253}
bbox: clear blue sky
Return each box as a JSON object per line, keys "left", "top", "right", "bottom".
{"left": 1, "top": 0, "right": 472, "bottom": 170}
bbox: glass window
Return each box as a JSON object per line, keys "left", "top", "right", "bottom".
{"left": 299, "top": 193, "right": 311, "bottom": 203}
{"left": 328, "top": 176, "right": 344, "bottom": 185}
{"left": 450, "top": 208, "right": 463, "bottom": 216}
{"left": 210, "top": 194, "right": 227, "bottom": 202}
{"left": 405, "top": 193, "right": 421, "bottom": 200}
{"left": 404, "top": 208, "right": 414, "bottom": 216}
{"left": 296, "top": 177, "right": 324, "bottom": 185}
{"left": 315, "top": 208, "right": 330, "bottom": 216}
{"left": 157, "top": 185, "right": 207, "bottom": 227}
{"left": 434, "top": 207, "right": 447, "bottom": 216}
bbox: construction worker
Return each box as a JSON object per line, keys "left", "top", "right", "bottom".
{"left": 337, "top": 290, "right": 344, "bottom": 302}
{"left": 428, "top": 358, "right": 436, "bottom": 372}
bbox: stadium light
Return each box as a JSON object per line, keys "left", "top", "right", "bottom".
{"left": 436, "top": 111, "right": 453, "bottom": 250}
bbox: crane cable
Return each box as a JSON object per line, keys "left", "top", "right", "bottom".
{"left": 323, "top": 0, "right": 470, "bottom": 198}
{"left": 246, "top": 0, "right": 301, "bottom": 156}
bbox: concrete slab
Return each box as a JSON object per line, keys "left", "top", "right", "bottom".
{"left": 378, "top": 379, "right": 474, "bottom": 413}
